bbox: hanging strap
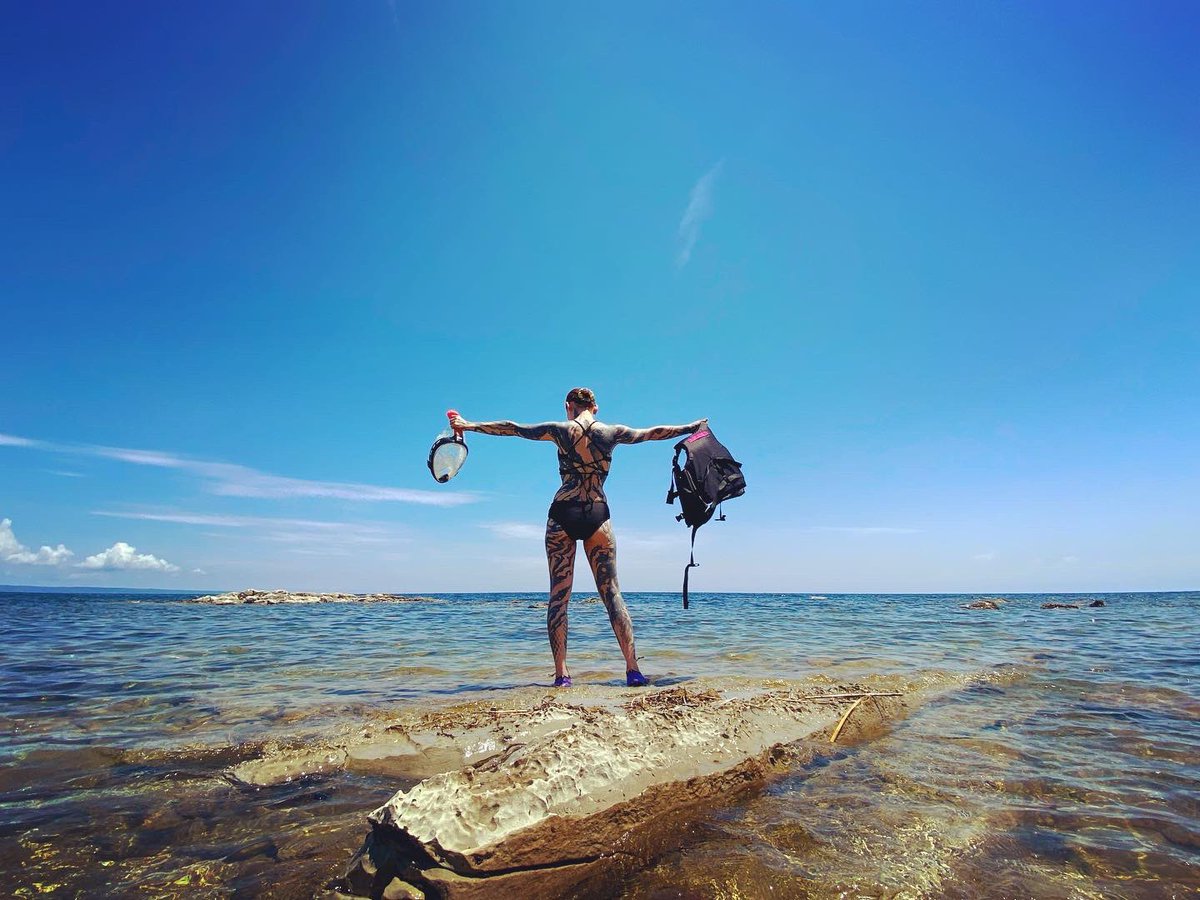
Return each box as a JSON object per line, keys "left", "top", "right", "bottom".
{"left": 666, "top": 444, "right": 685, "bottom": 504}
{"left": 682, "top": 525, "right": 699, "bottom": 609}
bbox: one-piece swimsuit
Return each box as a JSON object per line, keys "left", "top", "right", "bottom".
{"left": 548, "top": 420, "right": 611, "bottom": 541}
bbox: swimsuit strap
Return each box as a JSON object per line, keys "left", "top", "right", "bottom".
{"left": 559, "top": 419, "right": 610, "bottom": 481}
{"left": 578, "top": 420, "right": 611, "bottom": 466}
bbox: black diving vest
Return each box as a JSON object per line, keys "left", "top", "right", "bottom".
{"left": 666, "top": 427, "right": 746, "bottom": 608}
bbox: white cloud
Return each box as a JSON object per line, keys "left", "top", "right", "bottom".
{"left": 482, "top": 522, "right": 547, "bottom": 540}
{"left": 95, "top": 510, "right": 362, "bottom": 529}
{"left": 90, "top": 445, "right": 476, "bottom": 505}
{"left": 0, "top": 517, "right": 74, "bottom": 566}
{"left": 192, "top": 568, "right": 206, "bottom": 575}
{"left": 210, "top": 470, "right": 462, "bottom": 503}
{"left": 286, "top": 545, "right": 353, "bottom": 557}
{"left": 972, "top": 551, "right": 997, "bottom": 561}
{"left": 4, "top": 434, "right": 478, "bottom": 507}
{"left": 79, "top": 542, "right": 180, "bottom": 573}
{"left": 481, "top": 522, "right": 677, "bottom": 552}
{"left": 677, "top": 160, "right": 724, "bottom": 268}
{"left": 808, "top": 526, "right": 921, "bottom": 535}
{"left": 93, "top": 447, "right": 185, "bottom": 468}
{"left": 93, "top": 509, "right": 409, "bottom": 549}
{"left": 22, "top": 545, "right": 74, "bottom": 565}
{"left": 612, "top": 530, "right": 677, "bottom": 550}
{"left": 0, "top": 433, "right": 39, "bottom": 447}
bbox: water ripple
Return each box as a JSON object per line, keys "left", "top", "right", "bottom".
{"left": 1, "top": 589, "right": 1197, "bottom": 897}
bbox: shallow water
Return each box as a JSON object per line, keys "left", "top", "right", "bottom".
{"left": 2, "top": 590, "right": 1197, "bottom": 897}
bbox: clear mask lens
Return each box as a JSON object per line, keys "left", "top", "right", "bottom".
{"left": 430, "top": 440, "right": 468, "bottom": 483}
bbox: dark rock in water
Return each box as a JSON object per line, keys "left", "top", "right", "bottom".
{"left": 222, "top": 836, "right": 279, "bottom": 863}
{"left": 962, "top": 600, "right": 1001, "bottom": 610}
{"left": 1041, "top": 602, "right": 1080, "bottom": 610}
{"left": 1088, "top": 599, "right": 1106, "bottom": 607}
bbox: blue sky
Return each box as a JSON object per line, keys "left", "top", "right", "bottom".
{"left": 2, "top": 2, "right": 1197, "bottom": 593}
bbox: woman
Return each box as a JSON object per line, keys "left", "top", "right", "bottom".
{"left": 451, "top": 388, "right": 705, "bottom": 688}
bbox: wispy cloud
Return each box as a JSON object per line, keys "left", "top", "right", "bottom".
{"left": 89, "top": 445, "right": 461, "bottom": 503}
{"left": 92, "top": 447, "right": 185, "bottom": 468}
{"left": 94, "top": 510, "right": 369, "bottom": 530}
{"left": 482, "top": 522, "right": 547, "bottom": 540}
{"left": 677, "top": 160, "right": 724, "bottom": 268}
{"left": 0, "top": 433, "right": 39, "bottom": 447}
{"left": 613, "top": 530, "right": 678, "bottom": 550}
{"left": 481, "top": 522, "right": 678, "bottom": 551}
{"left": 94, "top": 510, "right": 266, "bottom": 528}
{"left": 262, "top": 529, "right": 399, "bottom": 546}
{"left": 94, "top": 509, "right": 409, "bottom": 549}
{"left": 808, "top": 526, "right": 921, "bottom": 535}
{"left": 2, "top": 434, "right": 477, "bottom": 506}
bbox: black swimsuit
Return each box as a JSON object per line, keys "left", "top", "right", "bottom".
{"left": 548, "top": 499, "right": 611, "bottom": 542}
{"left": 548, "top": 420, "right": 612, "bottom": 541}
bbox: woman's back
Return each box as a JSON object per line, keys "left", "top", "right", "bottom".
{"left": 553, "top": 418, "right": 616, "bottom": 502}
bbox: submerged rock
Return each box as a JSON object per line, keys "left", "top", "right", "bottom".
{"left": 227, "top": 747, "right": 349, "bottom": 787}
{"left": 1041, "top": 602, "right": 1080, "bottom": 610}
{"left": 962, "top": 600, "right": 1001, "bottom": 610}
{"left": 189, "top": 589, "right": 439, "bottom": 605}
{"left": 336, "top": 682, "right": 913, "bottom": 899}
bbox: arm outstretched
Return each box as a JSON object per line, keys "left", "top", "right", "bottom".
{"left": 451, "top": 416, "right": 557, "bottom": 441}
{"left": 611, "top": 419, "right": 706, "bottom": 445}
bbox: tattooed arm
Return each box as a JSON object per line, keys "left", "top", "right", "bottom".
{"left": 609, "top": 419, "right": 707, "bottom": 444}
{"left": 450, "top": 416, "right": 559, "bottom": 441}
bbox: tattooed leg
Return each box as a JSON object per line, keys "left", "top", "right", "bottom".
{"left": 545, "top": 517, "right": 576, "bottom": 678}
{"left": 584, "top": 522, "right": 639, "bottom": 672}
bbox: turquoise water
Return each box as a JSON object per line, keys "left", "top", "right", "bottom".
{"left": 2, "top": 590, "right": 1197, "bottom": 897}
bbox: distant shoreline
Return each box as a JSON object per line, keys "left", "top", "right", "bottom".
{"left": 0, "top": 583, "right": 217, "bottom": 594}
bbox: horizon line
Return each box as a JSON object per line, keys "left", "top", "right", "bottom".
{"left": 1, "top": 584, "right": 1195, "bottom": 596}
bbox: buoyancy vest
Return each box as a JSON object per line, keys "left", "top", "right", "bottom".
{"left": 666, "top": 427, "right": 746, "bottom": 608}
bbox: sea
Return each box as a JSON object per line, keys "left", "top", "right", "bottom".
{"left": 1, "top": 589, "right": 1197, "bottom": 899}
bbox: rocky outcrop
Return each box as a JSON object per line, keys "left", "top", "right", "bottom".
{"left": 962, "top": 599, "right": 1002, "bottom": 610}
{"left": 333, "top": 681, "right": 913, "bottom": 899}
{"left": 189, "top": 589, "right": 439, "bottom": 605}
{"left": 1041, "top": 602, "right": 1080, "bottom": 610}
